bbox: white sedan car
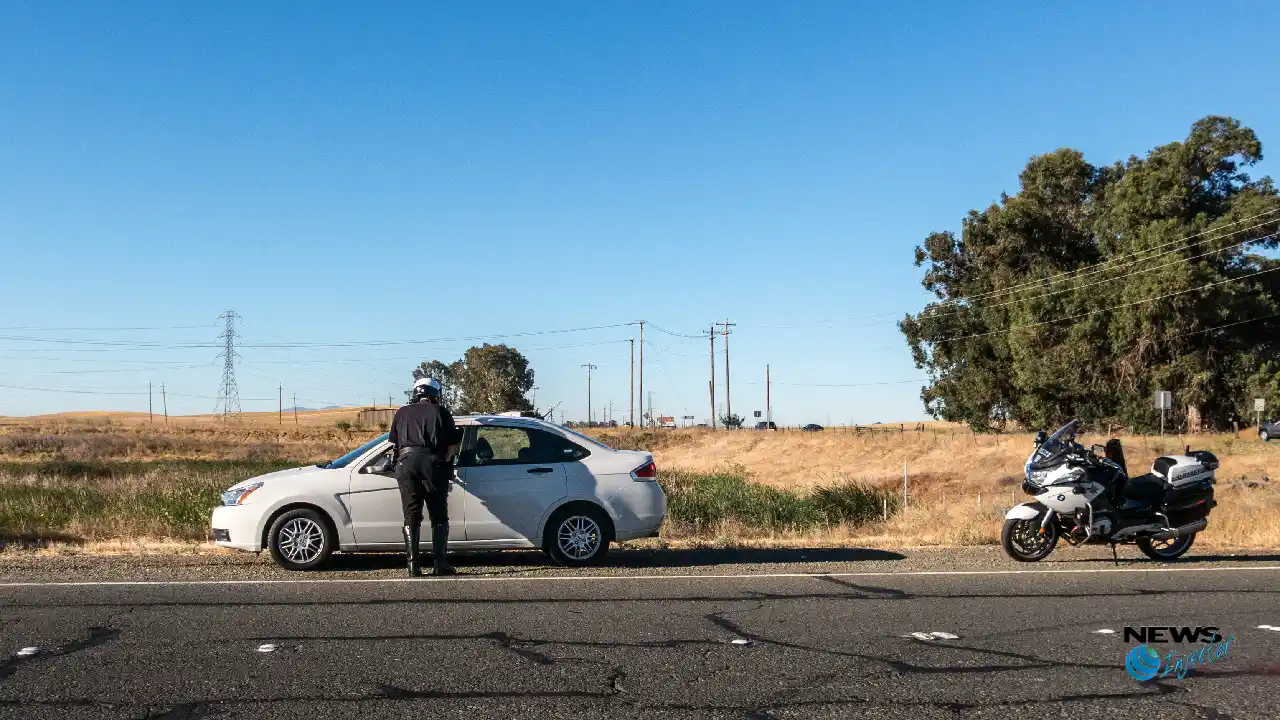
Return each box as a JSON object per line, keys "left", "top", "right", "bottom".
{"left": 211, "top": 415, "right": 666, "bottom": 570}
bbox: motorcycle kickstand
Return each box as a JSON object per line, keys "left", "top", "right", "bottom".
{"left": 1110, "top": 543, "right": 1119, "bottom": 566}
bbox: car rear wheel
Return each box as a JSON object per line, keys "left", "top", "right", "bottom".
{"left": 544, "top": 505, "right": 611, "bottom": 567}
{"left": 1261, "top": 429, "right": 1271, "bottom": 442}
{"left": 267, "top": 508, "right": 334, "bottom": 571}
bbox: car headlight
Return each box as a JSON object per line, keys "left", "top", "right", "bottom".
{"left": 1026, "top": 470, "right": 1051, "bottom": 487}
{"left": 221, "top": 482, "right": 264, "bottom": 506}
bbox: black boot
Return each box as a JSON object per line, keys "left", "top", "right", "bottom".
{"left": 403, "top": 525, "right": 422, "bottom": 577}
{"left": 431, "top": 526, "right": 456, "bottom": 576}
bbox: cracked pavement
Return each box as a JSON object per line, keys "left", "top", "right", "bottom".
{"left": 0, "top": 550, "right": 1278, "bottom": 718}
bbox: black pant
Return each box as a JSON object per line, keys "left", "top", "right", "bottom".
{"left": 395, "top": 449, "right": 449, "bottom": 530}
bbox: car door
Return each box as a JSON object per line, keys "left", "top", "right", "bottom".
{"left": 456, "top": 425, "right": 569, "bottom": 541}
{"left": 346, "top": 443, "right": 466, "bottom": 545}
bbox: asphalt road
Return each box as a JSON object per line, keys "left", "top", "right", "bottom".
{"left": 1, "top": 549, "right": 1278, "bottom": 719}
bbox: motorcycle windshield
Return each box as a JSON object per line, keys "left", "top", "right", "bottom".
{"left": 1026, "top": 419, "right": 1080, "bottom": 474}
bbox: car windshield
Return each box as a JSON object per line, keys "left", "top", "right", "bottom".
{"left": 319, "top": 433, "right": 389, "bottom": 469}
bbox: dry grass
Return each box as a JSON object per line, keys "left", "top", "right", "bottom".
{"left": 599, "top": 426, "right": 1280, "bottom": 548}
{"left": 0, "top": 417, "right": 1276, "bottom": 550}
{"left": 1, "top": 406, "right": 370, "bottom": 428}
{"left": 0, "top": 419, "right": 380, "bottom": 464}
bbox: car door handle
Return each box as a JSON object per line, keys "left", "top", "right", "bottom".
{"left": 527, "top": 467, "right": 554, "bottom": 474}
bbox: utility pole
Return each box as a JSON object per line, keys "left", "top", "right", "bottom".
{"left": 637, "top": 321, "right": 645, "bottom": 427}
{"left": 709, "top": 326, "right": 717, "bottom": 429}
{"left": 278, "top": 384, "right": 283, "bottom": 425}
{"left": 161, "top": 383, "right": 168, "bottom": 426}
{"left": 582, "top": 363, "right": 597, "bottom": 425}
{"left": 293, "top": 393, "right": 298, "bottom": 425}
{"left": 766, "top": 364, "right": 772, "bottom": 426}
{"left": 388, "top": 393, "right": 393, "bottom": 408}
{"left": 648, "top": 391, "right": 654, "bottom": 428}
{"left": 629, "top": 339, "right": 635, "bottom": 427}
{"left": 149, "top": 381, "right": 153, "bottom": 423}
{"left": 718, "top": 320, "right": 735, "bottom": 423}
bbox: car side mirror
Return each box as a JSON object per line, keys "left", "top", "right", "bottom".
{"left": 361, "top": 456, "right": 393, "bottom": 474}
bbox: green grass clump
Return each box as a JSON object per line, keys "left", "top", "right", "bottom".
{"left": 660, "top": 468, "right": 896, "bottom": 534}
{"left": 0, "top": 460, "right": 295, "bottom": 542}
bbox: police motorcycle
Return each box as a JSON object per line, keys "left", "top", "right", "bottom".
{"left": 1002, "top": 419, "right": 1218, "bottom": 562}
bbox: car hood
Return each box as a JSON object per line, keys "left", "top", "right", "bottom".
{"left": 235, "top": 465, "right": 325, "bottom": 488}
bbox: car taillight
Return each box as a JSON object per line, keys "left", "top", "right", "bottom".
{"left": 632, "top": 461, "right": 657, "bottom": 481}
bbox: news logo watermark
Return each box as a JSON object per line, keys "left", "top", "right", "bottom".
{"left": 1122, "top": 626, "right": 1234, "bottom": 681}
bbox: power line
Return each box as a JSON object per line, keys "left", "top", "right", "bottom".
{"left": 921, "top": 208, "right": 1280, "bottom": 311}
{"left": 748, "top": 378, "right": 927, "bottom": 388}
{"left": 647, "top": 322, "right": 706, "bottom": 340}
{"left": 755, "top": 208, "right": 1280, "bottom": 329}
{"left": 929, "top": 262, "right": 1280, "bottom": 346}
{"left": 0, "top": 383, "right": 150, "bottom": 396}
{"left": 0, "top": 323, "right": 215, "bottom": 332}
{"left": 918, "top": 232, "right": 1275, "bottom": 322}
{"left": 0, "top": 322, "right": 638, "bottom": 350}
{"left": 751, "top": 311, "right": 1280, "bottom": 389}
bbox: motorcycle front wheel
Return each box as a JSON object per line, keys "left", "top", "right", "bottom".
{"left": 1137, "top": 533, "right": 1195, "bottom": 561}
{"left": 1001, "top": 517, "right": 1058, "bottom": 562}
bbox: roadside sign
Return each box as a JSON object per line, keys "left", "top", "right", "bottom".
{"left": 1255, "top": 398, "right": 1266, "bottom": 412}
{"left": 1154, "top": 391, "right": 1172, "bottom": 410}
{"left": 753, "top": 410, "right": 762, "bottom": 417}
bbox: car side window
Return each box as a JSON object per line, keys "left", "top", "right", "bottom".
{"left": 463, "top": 427, "right": 589, "bottom": 466}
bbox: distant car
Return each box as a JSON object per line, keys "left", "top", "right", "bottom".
{"left": 755, "top": 421, "right": 777, "bottom": 430}
{"left": 211, "top": 415, "right": 666, "bottom": 570}
{"left": 1261, "top": 419, "right": 1280, "bottom": 441}
{"left": 802, "top": 423, "right": 824, "bottom": 432}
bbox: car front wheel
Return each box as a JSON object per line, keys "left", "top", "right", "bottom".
{"left": 544, "top": 505, "right": 611, "bottom": 567}
{"left": 1261, "top": 429, "right": 1271, "bottom": 442}
{"left": 267, "top": 508, "right": 335, "bottom": 571}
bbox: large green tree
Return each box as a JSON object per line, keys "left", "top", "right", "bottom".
{"left": 901, "top": 117, "right": 1280, "bottom": 432}
{"left": 410, "top": 344, "right": 535, "bottom": 414}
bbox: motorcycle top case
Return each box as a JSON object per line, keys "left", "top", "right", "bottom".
{"left": 1151, "top": 455, "right": 1215, "bottom": 487}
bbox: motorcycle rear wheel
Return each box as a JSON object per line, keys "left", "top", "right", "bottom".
{"left": 1001, "top": 517, "right": 1058, "bottom": 562}
{"left": 1137, "top": 533, "right": 1195, "bottom": 561}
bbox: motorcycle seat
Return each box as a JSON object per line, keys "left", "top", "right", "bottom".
{"left": 1123, "top": 473, "right": 1166, "bottom": 504}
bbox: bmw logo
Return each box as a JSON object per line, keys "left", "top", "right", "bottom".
{"left": 1125, "top": 645, "right": 1161, "bottom": 681}
{"left": 1057, "top": 494, "right": 1066, "bottom": 502}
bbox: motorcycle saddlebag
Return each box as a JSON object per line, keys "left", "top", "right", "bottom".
{"left": 1160, "top": 482, "right": 1215, "bottom": 526}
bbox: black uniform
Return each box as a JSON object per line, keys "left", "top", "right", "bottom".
{"left": 389, "top": 401, "right": 458, "bottom": 529}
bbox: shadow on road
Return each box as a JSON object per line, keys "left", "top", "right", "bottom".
{"left": 1034, "top": 551, "right": 1280, "bottom": 566}
{"left": 324, "top": 546, "right": 906, "bottom": 573}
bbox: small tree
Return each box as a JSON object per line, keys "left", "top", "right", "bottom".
{"left": 719, "top": 412, "right": 745, "bottom": 429}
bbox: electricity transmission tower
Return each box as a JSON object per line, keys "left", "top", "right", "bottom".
{"left": 215, "top": 311, "right": 242, "bottom": 418}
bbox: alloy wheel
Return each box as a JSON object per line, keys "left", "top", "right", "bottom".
{"left": 278, "top": 517, "right": 324, "bottom": 564}
{"left": 557, "top": 515, "right": 602, "bottom": 561}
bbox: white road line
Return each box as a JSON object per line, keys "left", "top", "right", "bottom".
{"left": 0, "top": 565, "right": 1277, "bottom": 588}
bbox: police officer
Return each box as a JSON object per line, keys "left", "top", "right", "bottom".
{"left": 389, "top": 377, "right": 461, "bottom": 576}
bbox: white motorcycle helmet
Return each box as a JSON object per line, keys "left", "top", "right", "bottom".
{"left": 411, "top": 377, "right": 443, "bottom": 403}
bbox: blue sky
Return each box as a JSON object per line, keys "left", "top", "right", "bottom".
{"left": 1, "top": 1, "right": 1277, "bottom": 424}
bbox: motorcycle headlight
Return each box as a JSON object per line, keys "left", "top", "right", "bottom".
{"left": 1026, "top": 469, "right": 1051, "bottom": 487}
{"left": 221, "top": 482, "right": 264, "bottom": 506}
